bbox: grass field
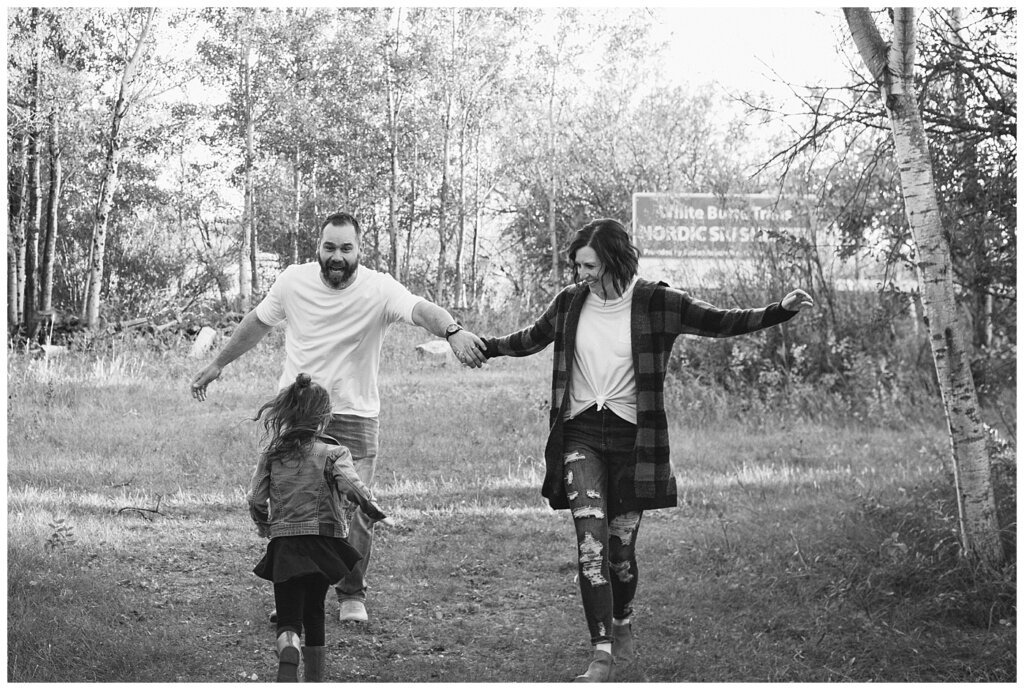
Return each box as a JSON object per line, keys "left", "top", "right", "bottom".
{"left": 6, "top": 323, "right": 1016, "bottom": 682}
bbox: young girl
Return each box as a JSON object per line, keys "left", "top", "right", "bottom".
{"left": 248, "top": 373, "right": 391, "bottom": 682}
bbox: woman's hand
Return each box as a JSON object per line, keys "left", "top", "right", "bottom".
{"left": 781, "top": 289, "right": 814, "bottom": 312}
{"left": 448, "top": 328, "right": 487, "bottom": 368}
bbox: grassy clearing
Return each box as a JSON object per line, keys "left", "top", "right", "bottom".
{"left": 6, "top": 324, "right": 1016, "bottom": 682}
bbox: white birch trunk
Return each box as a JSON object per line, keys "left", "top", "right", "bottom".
{"left": 436, "top": 99, "right": 451, "bottom": 303}
{"left": 41, "top": 107, "right": 61, "bottom": 315}
{"left": 85, "top": 8, "right": 155, "bottom": 328}
{"left": 386, "top": 7, "right": 403, "bottom": 279}
{"left": 237, "top": 13, "right": 254, "bottom": 309}
{"left": 547, "top": 68, "right": 559, "bottom": 294}
{"left": 844, "top": 8, "right": 1004, "bottom": 569}
{"left": 10, "top": 136, "right": 29, "bottom": 329}
{"left": 291, "top": 149, "right": 301, "bottom": 266}
{"left": 455, "top": 119, "right": 467, "bottom": 309}
{"left": 24, "top": 10, "right": 43, "bottom": 331}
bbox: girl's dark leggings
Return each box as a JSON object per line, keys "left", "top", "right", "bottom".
{"left": 274, "top": 574, "right": 331, "bottom": 647}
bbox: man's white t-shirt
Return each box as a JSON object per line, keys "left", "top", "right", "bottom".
{"left": 255, "top": 262, "right": 424, "bottom": 417}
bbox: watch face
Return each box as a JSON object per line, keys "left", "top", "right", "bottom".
{"left": 446, "top": 324, "right": 461, "bottom": 337}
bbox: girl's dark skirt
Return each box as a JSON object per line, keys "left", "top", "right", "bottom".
{"left": 253, "top": 535, "right": 362, "bottom": 584}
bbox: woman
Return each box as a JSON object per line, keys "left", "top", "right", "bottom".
{"left": 481, "top": 218, "right": 812, "bottom": 682}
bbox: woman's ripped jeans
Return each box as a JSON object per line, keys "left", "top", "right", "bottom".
{"left": 562, "top": 406, "right": 643, "bottom": 645}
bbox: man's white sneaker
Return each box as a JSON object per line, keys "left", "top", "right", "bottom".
{"left": 339, "top": 599, "right": 368, "bottom": 623}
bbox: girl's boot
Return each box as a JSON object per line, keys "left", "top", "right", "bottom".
{"left": 302, "top": 646, "right": 326, "bottom": 682}
{"left": 275, "top": 631, "right": 302, "bottom": 682}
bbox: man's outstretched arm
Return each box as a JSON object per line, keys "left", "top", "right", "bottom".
{"left": 411, "top": 300, "right": 486, "bottom": 368}
{"left": 190, "top": 310, "right": 274, "bottom": 401}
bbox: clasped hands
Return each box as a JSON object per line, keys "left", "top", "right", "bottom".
{"left": 447, "top": 329, "right": 487, "bottom": 368}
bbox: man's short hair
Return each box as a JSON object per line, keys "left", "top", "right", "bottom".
{"left": 320, "top": 212, "right": 361, "bottom": 237}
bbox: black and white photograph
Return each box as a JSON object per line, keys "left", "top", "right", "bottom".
{"left": 6, "top": 5, "right": 1015, "bottom": 683}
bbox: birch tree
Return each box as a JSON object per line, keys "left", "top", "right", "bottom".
{"left": 39, "top": 9, "right": 91, "bottom": 323}
{"left": 40, "top": 103, "right": 61, "bottom": 322}
{"left": 541, "top": 12, "right": 579, "bottom": 295}
{"left": 383, "top": 7, "right": 406, "bottom": 279}
{"left": 432, "top": 9, "right": 457, "bottom": 303}
{"left": 83, "top": 7, "right": 156, "bottom": 328}
{"left": 449, "top": 10, "right": 512, "bottom": 307}
{"left": 507, "top": 7, "right": 587, "bottom": 297}
{"left": 843, "top": 7, "right": 1004, "bottom": 569}
{"left": 23, "top": 8, "right": 44, "bottom": 333}
{"left": 237, "top": 8, "right": 257, "bottom": 306}
{"left": 8, "top": 135, "right": 28, "bottom": 329}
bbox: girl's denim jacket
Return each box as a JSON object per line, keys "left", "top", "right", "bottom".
{"left": 247, "top": 435, "right": 371, "bottom": 539}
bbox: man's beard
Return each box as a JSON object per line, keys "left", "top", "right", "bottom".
{"left": 319, "top": 255, "right": 358, "bottom": 287}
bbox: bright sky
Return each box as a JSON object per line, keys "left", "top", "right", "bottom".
{"left": 653, "top": 6, "right": 854, "bottom": 95}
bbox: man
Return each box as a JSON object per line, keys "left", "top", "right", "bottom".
{"left": 191, "top": 211, "right": 485, "bottom": 623}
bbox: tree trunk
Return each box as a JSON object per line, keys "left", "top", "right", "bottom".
{"left": 434, "top": 10, "right": 456, "bottom": 304}
{"left": 248, "top": 118, "right": 258, "bottom": 296}
{"left": 454, "top": 117, "right": 467, "bottom": 308}
{"left": 24, "top": 7, "right": 44, "bottom": 333}
{"left": 547, "top": 161, "right": 558, "bottom": 292}
{"left": 404, "top": 138, "right": 418, "bottom": 282}
{"left": 9, "top": 134, "right": 29, "bottom": 331}
{"left": 80, "top": 238, "right": 92, "bottom": 321}
{"left": 7, "top": 234, "right": 20, "bottom": 332}
{"left": 471, "top": 127, "right": 481, "bottom": 306}
{"left": 386, "top": 8, "right": 403, "bottom": 279}
{"left": 547, "top": 58, "right": 559, "bottom": 293}
{"left": 370, "top": 208, "right": 380, "bottom": 269}
{"left": 436, "top": 97, "right": 451, "bottom": 303}
{"left": 291, "top": 148, "right": 301, "bottom": 266}
{"left": 85, "top": 7, "right": 156, "bottom": 328}
{"left": 85, "top": 128, "right": 121, "bottom": 328}
{"left": 388, "top": 124, "right": 400, "bottom": 277}
{"left": 40, "top": 106, "right": 62, "bottom": 316}
{"left": 237, "top": 12, "right": 254, "bottom": 309}
{"left": 311, "top": 159, "right": 320, "bottom": 220}
{"left": 844, "top": 8, "right": 1004, "bottom": 569}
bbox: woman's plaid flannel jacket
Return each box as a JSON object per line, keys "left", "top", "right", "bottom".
{"left": 483, "top": 278, "right": 797, "bottom": 511}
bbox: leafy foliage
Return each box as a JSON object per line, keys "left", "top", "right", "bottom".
{"left": 5, "top": 7, "right": 1015, "bottom": 426}
{"left": 44, "top": 518, "right": 76, "bottom": 552}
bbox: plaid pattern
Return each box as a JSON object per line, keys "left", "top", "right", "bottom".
{"left": 483, "top": 278, "right": 796, "bottom": 511}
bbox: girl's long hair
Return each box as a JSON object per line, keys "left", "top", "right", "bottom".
{"left": 567, "top": 218, "right": 640, "bottom": 297}
{"left": 253, "top": 373, "right": 333, "bottom": 466}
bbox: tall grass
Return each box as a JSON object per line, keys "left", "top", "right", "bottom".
{"left": 6, "top": 324, "right": 1016, "bottom": 682}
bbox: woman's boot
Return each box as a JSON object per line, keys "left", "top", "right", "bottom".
{"left": 612, "top": 622, "right": 634, "bottom": 663}
{"left": 275, "top": 631, "right": 302, "bottom": 682}
{"left": 302, "top": 646, "right": 326, "bottom": 682}
{"left": 573, "top": 649, "right": 614, "bottom": 682}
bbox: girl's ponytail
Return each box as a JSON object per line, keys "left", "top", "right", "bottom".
{"left": 254, "top": 373, "right": 332, "bottom": 465}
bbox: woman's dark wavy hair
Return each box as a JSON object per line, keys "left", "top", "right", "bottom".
{"left": 253, "top": 373, "right": 333, "bottom": 466}
{"left": 567, "top": 218, "right": 640, "bottom": 297}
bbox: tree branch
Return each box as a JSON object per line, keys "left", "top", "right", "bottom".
{"left": 842, "top": 8, "right": 889, "bottom": 85}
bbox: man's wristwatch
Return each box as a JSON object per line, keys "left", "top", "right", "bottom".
{"left": 444, "top": 322, "right": 463, "bottom": 340}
